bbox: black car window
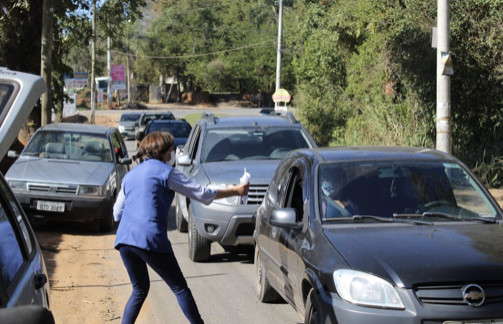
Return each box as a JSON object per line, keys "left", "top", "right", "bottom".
{"left": 146, "top": 122, "right": 191, "bottom": 137}
{"left": 284, "top": 167, "right": 305, "bottom": 223}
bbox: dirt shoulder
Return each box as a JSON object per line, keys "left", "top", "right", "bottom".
{"left": 35, "top": 114, "right": 127, "bottom": 323}
{"left": 37, "top": 224, "right": 123, "bottom": 323}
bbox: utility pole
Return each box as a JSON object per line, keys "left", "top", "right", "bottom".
{"left": 436, "top": 0, "right": 451, "bottom": 153}
{"left": 107, "top": 34, "right": 112, "bottom": 109}
{"left": 127, "top": 22, "right": 132, "bottom": 104}
{"left": 40, "top": 0, "right": 53, "bottom": 126}
{"left": 275, "top": 0, "right": 283, "bottom": 93}
{"left": 90, "top": 0, "right": 96, "bottom": 124}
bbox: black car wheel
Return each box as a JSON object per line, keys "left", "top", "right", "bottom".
{"left": 255, "top": 248, "right": 280, "bottom": 302}
{"left": 175, "top": 194, "right": 188, "bottom": 233}
{"left": 305, "top": 289, "right": 332, "bottom": 324}
{"left": 188, "top": 204, "right": 211, "bottom": 262}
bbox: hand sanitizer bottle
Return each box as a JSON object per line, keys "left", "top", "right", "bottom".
{"left": 240, "top": 168, "right": 251, "bottom": 205}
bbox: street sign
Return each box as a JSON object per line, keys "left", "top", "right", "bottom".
{"left": 272, "top": 88, "right": 291, "bottom": 103}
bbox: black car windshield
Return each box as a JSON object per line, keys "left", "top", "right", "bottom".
{"left": 140, "top": 113, "right": 175, "bottom": 126}
{"left": 202, "top": 127, "right": 313, "bottom": 162}
{"left": 23, "top": 131, "right": 113, "bottom": 162}
{"left": 319, "top": 160, "right": 499, "bottom": 222}
{"left": 146, "top": 122, "right": 191, "bottom": 137}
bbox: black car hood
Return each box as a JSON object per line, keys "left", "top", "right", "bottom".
{"left": 323, "top": 223, "right": 503, "bottom": 287}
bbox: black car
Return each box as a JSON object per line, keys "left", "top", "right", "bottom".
{"left": 140, "top": 119, "right": 192, "bottom": 149}
{"left": 135, "top": 111, "right": 176, "bottom": 138}
{"left": 254, "top": 146, "right": 503, "bottom": 323}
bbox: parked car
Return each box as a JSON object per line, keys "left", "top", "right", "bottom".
{"left": 135, "top": 111, "right": 176, "bottom": 138}
{"left": 254, "top": 146, "right": 503, "bottom": 323}
{"left": 0, "top": 68, "right": 52, "bottom": 317}
{"left": 176, "top": 112, "right": 316, "bottom": 261}
{"left": 117, "top": 112, "right": 141, "bottom": 139}
{"left": 6, "top": 123, "right": 132, "bottom": 232}
{"left": 138, "top": 119, "right": 192, "bottom": 149}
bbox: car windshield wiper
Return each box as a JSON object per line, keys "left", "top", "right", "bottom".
{"left": 352, "top": 214, "right": 432, "bottom": 225}
{"left": 393, "top": 212, "right": 497, "bottom": 224}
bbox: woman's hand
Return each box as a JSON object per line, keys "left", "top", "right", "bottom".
{"left": 215, "top": 182, "right": 250, "bottom": 199}
{"left": 234, "top": 182, "right": 249, "bottom": 196}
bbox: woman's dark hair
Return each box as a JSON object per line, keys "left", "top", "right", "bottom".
{"left": 138, "top": 131, "right": 174, "bottom": 161}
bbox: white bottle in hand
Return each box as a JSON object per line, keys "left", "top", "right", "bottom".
{"left": 240, "top": 168, "right": 251, "bottom": 205}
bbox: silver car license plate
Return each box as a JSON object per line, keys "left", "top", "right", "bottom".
{"left": 36, "top": 200, "right": 65, "bottom": 212}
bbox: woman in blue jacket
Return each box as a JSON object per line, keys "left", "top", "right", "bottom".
{"left": 113, "top": 131, "right": 249, "bottom": 324}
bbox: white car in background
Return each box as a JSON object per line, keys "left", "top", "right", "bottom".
{"left": 117, "top": 112, "right": 141, "bottom": 140}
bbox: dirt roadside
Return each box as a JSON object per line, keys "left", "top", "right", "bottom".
{"left": 35, "top": 113, "right": 127, "bottom": 323}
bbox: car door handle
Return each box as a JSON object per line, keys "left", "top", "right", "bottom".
{"left": 34, "top": 273, "right": 48, "bottom": 290}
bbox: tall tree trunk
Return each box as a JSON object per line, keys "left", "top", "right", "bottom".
{"left": 40, "top": 0, "right": 54, "bottom": 126}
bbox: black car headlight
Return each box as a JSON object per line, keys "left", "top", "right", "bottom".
{"left": 333, "top": 269, "right": 405, "bottom": 309}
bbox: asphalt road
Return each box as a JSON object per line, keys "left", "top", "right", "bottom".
{"left": 131, "top": 210, "right": 302, "bottom": 324}
{"left": 120, "top": 113, "right": 302, "bottom": 323}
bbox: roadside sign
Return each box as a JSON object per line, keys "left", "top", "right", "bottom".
{"left": 272, "top": 88, "right": 291, "bottom": 103}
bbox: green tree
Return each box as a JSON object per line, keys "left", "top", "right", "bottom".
{"left": 137, "top": 0, "right": 282, "bottom": 100}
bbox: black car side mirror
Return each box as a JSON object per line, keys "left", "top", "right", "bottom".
{"left": 270, "top": 208, "right": 302, "bottom": 229}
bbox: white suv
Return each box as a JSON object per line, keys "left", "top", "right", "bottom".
{"left": 175, "top": 112, "right": 317, "bottom": 262}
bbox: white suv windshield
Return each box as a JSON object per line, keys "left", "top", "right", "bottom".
{"left": 202, "top": 127, "right": 312, "bottom": 162}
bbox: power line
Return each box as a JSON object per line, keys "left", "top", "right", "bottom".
{"left": 111, "top": 39, "right": 275, "bottom": 60}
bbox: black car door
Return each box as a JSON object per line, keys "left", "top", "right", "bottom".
{"left": 275, "top": 160, "right": 309, "bottom": 308}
